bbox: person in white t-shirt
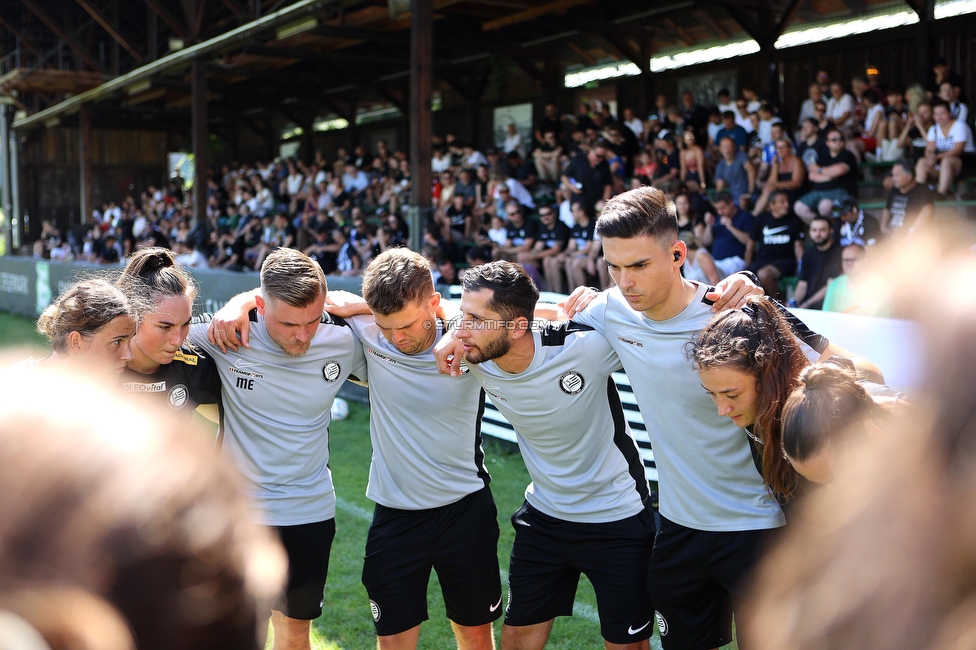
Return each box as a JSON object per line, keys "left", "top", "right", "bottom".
{"left": 503, "top": 123, "right": 524, "bottom": 158}
{"left": 827, "top": 82, "right": 855, "bottom": 131}
{"left": 916, "top": 100, "right": 976, "bottom": 196}
{"left": 622, "top": 107, "right": 644, "bottom": 139}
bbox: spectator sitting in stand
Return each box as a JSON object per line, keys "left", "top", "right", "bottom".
{"left": 833, "top": 196, "right": 881, "bottom": 247}
{"left": 793, "top": 215, "right": 843, "bottom": 310}
{"left": 745, "top": 190, "right": 806, "bottom": 298}
{"left": 714, "top": 136, "right": 756, "bottom": 209}
{"left": 701, "top": 190, "right": 754, "bottom": 276}
{"left": 533, "top": 130, "right": 564, "bottom": 184}
{"left": 822, "top": 243, "right": 884, "bottom": 316}
{"left": 883, "top": 158, "right": 935, "bottom": 235}
{"left": 463, "top": 143, "right": 489, "bottom": 169}
{"left": 650, "top": 131, "right": 681, "bottom": 194}
{"left": 715, "top": 111, "right": 750, "bottom": 152}
{"left": 915, "top": 99, "right": 975, "bottom": 198}
{"left": 507, "top": 151, "right": 537, "bottom": 192}
{"left": 518, "top": 203, "right": 569, "bottom": 291}
{"left": 98, "top": 234, "right": 122, "bottom": 265}
{"left": 494, "top": 201, "right": 539, "bottom": 262}
{"left": 795, "top": 126, "right": 859, "bottom": 222}
{"left": 561, "top": 140, "right": 613, "bottom": 213}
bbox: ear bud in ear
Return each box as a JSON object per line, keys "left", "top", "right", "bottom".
{"left": 674, "top": 251, "right": 681, "bottom": 262}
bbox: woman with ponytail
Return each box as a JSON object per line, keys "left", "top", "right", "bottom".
{"left": 781, "top": 361, "right": 904, "bottom": 484}
{"left": 119, "top": 247, "right": 221, "bottom": 417}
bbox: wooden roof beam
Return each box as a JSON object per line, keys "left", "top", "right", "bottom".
{"left": 660, "top": 17, "right": 695, "bottom": 47}
{"left": 599, "top": 32, "right": 646, "bottom": 71}
{"left": 0, "top": 14, "right": 42, "bottom": 57}
{"left": 75, "top": 0, "right": 144, "bottom": 62}
{"left": 693, "top": 9, "right": 730, "bottom": 40}
{"left": 19, "top": 0, "right": 104, "bottom": 72}
{"left": 482, "top": 0, "right": 594, "bottom": 31}
{"left": 144, "top": 0, "right": 190, "bottom": 40}
{"left": 774, "top": 0, "right": 804, "bottom": 41}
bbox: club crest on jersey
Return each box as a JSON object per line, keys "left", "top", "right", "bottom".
{"left": 656, "top": 612, "right": 668, "bottom": 636}
{"left": 559, "top": 371, "right": 585, "bottom": 394}
{"left": 168, "top": 384, "right": 189, "bottom": 409}
{"left": 322, "top": 360, "right": 341, "bottom": 382}
{"left": 369, "top": 600, "right": 381, "bottom": 622}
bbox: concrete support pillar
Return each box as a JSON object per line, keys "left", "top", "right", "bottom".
{"left": 408, "top": 0, "right": 432, "bottom": 253}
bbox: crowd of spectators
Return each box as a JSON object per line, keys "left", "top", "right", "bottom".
{"left": 30, "top": 58, "right": 971, "bottom": 310}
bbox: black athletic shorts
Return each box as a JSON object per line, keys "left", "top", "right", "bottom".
{"left": 273, "top": 519, "right": 336, "bottom": 620}
{"left": 506, "top": 501, "right": 656, "bottom": 645}
{"left": 362, "top": 486, "right": 502, "bottom": 637}
{"left": 747, "top": 257, "right": 797, "bottom": 278}
{"left": 647, "top": 516, "right": 773, "bottom": 650}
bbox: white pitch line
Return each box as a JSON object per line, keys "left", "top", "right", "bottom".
{"left": 336, "top": 497, "right": 373, "bottom": 522}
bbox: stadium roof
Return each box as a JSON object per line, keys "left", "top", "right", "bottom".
{"left": 0, "top": 0, "right": 935, "bottom": 131}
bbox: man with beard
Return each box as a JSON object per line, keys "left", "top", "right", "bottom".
{"left": 794, "top": 215, "right": 844, "bottom": 310}
{"left": 443, "top": 261, "right": 656, "bottom": 650}
{"left": 188, "top": 247, "right": 366, "bottom": 650}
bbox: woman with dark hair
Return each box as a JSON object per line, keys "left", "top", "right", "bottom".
{"left": 119, "top": 247, "right": 221, "bottom": 417}
{"left": 781, "top": 362, "right": 903, "bottom": 484}
{"left": 679, "top": 130, "right": 707, "bottom": 194}
{"left": 33, "top": 278, "right": 140, "bottom": 376}
{"left": 691, "top": 297, "right": 810, "bottom": 502}
{"left": 691, "top": 298, "right": 881, "bottom": 504}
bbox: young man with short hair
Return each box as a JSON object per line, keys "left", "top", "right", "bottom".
{"left": 189, "top": 248, "right": 367, "bottom": 650}
{"left": 552, "top": 187, "right": 871, "bottom": 650}
{"left": 745, "top": 190, "right": 805, "bottom": 297}
{"left": 883, "top": 158, "right": 935, "bottom": 235}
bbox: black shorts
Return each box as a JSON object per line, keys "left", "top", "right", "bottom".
{"left": 506, "top": 501, "right": 656, "bottom": 645}
{"left": 647, "top": 516, "right": 772, "bottom": 650}
{"left": 747, "top": 257, "right": 797, "bottom": 278}
{"left": 362, "top": 487, "right": 502, "bottom": 637}
{"left": 273, "top": 519, "right": 336, "bottom": 620}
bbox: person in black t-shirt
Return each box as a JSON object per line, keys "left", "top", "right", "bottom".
{"left": 794, "top": 216, "right": 843, "bottom": 310}
{"left": 495, "top": 201, "right": 540, "bottom": 262}
{"left": 883, "top": 159, "right": 935, "bottom": 234}
{"left": 795, "top": 127, "right": 859, "bottom": 222}
{"left": 745, "top": 191, "right": 805, "bottom": 297}
{"left": 518, "top": 205, "right": 570, "bottom": 292}
{"left": 561, "top": 143, "right": 612, "bottom": 213}
{"left": 443, "top": 192, "right": 474, "bottom": 242}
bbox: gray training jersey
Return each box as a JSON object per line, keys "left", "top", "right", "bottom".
{"left": 189, "top": 310, "right": 366, "bottom": 527}
{"left": 574, "top": 283, "right": 817, "bottom": 532}
{"left": 465, "top": 322, "right": 648, "bottom": 523}
{"left": 346, "top": 315, "right": 490, "bottom": 510}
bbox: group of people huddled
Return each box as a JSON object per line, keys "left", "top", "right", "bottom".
{"left": 9, "top": 177, "right": 945, "bottom": 650}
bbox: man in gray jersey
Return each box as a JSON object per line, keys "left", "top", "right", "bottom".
{"left": 557, "top": 187, "right": 873, "bottom": 650}
{"left": 206, "top": 248, "right": 502, "bottom": 650}
{"left": 190, "top": 248, "right": 366, "bottom": 650}
{"left": 350, "top": 249, "right": 502, "bottom": 650}
{"left": 447, "top": 261, "right": 655, "bottom": 650}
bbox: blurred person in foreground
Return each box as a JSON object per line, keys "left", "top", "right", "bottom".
{"left": 0, "top": 362, "right": 285, "bottom": 650}
{"left": 744, "top": 228, "right": 976, "bottom": 650}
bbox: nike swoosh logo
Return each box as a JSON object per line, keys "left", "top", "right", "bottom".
{"left": 762, "top": 225, "right": 789, "bottom": 236}
{"left": 489, "top": 596, "right": 502, "bottom": 612}
{"left": 234, "top": 358, "right": 262, "bottom": 369}
{"left": 628, "top": 621, "right": 651, "bottom": 635}
{"left": 618, "top": 326, "right": 643, "bottom": 339}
